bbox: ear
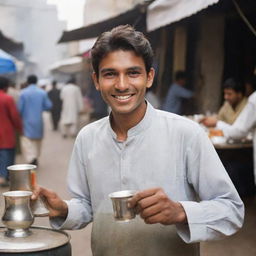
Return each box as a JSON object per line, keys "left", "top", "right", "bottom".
{"left": 146, "top": 68, "right": 155, "bottom": 89}
{"left": 92, "top": 72, "right": 100, "bottom": 91}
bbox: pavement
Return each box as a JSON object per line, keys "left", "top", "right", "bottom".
{"left": 0, "top": 112, "right": 256, "bottom": 255}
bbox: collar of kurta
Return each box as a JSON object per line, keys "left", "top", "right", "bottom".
{"left": 108, "top": 100, "right": 155, "bottom": 141}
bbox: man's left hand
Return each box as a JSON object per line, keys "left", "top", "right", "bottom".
{"left": 128, "top": 187, "right": 187, "bottom": 225}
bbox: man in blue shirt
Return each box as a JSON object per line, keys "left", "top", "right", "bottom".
{"left": 18, "top": 75, "right": 52, "bottom": 165}
{"left": 162, "top": 71, "right": 193, "bottom": 115}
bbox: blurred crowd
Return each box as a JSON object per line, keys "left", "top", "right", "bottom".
{"left": 0, "top": 74, "right": 92, "bottom": 187}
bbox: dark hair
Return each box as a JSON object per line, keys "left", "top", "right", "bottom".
{"left": 91, "top": 25, "right": 153, "bottom": 77}
{"left": 0, "top": 76, "right": 9, "bottom": 90}
{"left": 27, "top": 75, "right": 38, "bottom": 84}
{"left": 175, "top": 71, "right": 186, "bottom": 81}
{"left": 223, "top": 78, "right": 245, "bottom": 94}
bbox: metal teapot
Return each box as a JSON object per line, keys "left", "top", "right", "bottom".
{"left": 2, "top": 190, "right": 34, "bottom": 238}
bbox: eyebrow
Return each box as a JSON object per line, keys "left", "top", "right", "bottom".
{"left": 100, "top": 66, "right": 144, "bottom": 74}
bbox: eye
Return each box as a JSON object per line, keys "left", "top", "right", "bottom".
{"left": 103, "top": 71, "right": 116, "bottom": 78}
{"left": 128, "top": 70, "right": 140, "bottom": 77}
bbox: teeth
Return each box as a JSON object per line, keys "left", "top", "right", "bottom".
{"left": 115, "top": 95, "right": 132, "bottom": 100}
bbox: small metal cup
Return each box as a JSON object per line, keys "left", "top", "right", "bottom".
{"left": 109, "top": 190, "right": 136, "bottom": 222}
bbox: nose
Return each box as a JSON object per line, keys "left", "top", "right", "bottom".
{"left": 115, "top": 74, "right": 129, "bottom": 92}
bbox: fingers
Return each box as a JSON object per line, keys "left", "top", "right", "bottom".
{"left": 128, "top": 187, "right": 160, "bottom": 208}
{"left": 31, "top": 185, "right": 42, "bottom": 200}
{"left": 31, "top": 186, "right": 56, "bottom": 200}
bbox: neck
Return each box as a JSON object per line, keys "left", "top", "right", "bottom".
{"left": 111, "top": 101, "right": 147, "bottom": 141}
{"left": 231, "top": 97, "right": 243, "bottom": 110}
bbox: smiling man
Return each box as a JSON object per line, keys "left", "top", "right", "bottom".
{"left": 34, "top": 25, "right": 244, "bottom": 255}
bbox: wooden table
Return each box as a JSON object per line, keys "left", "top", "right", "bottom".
{"left": 213, "top": 141, "right": 255, "bottom": 197}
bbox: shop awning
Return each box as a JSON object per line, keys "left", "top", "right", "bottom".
{"left": 49, "top": 56, "right": 83, "bottom": 73}
{"left": 147, "top": 0, "right": 219, "bottom": 31}
{"left": 0, "top": 31, "right": 23, "bottom": 52}
{"left": 58, "top": 5, "right": 146, "bottom": 43}
{"left": 0, "top": 49, "right": 24, "bottom": 74}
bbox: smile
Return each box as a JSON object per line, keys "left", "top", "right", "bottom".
{"left": 113, "top": 94, "right": 134, "bottom": 100}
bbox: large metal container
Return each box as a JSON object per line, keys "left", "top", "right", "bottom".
{"left": 0, "top": 226, "right": 71, "bottom": 256}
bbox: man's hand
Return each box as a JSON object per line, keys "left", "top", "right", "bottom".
{"left": 200, "top": 116, "right": 217, "bottom": 127}
{"left": 32, "top": 186, "right": 68, "bottom": 218}
{"left": 128, "top": 188, "right": 187, "bottom": 225}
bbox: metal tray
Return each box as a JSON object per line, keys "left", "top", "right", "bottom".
{"left": 0, "top": 226, "right": 70, "bottom": 253}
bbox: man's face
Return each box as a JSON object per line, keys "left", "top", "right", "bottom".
{"left": 224, "top": 88, "right": 242, "bottom": 108}
{"left": 93, "top": 50, "right": 154, "bottom": 116}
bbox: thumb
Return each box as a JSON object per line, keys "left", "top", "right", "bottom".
{"left": 31, "top": 185, "right": 41, "bottom": 200}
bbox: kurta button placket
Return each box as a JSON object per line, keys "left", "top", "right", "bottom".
{"left": 120, "top": 142, "right": 128, "bottom": 189}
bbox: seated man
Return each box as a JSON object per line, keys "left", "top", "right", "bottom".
{"left": 202, "top": 78, "right": 247, "bottom": 127}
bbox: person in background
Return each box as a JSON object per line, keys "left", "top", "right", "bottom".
{"left": 33, "top": 25, "right": 243, "bottom": 255}
{"left": 201, "top": 78, "right": 247, "bottom": 127}
{"left": 0, "top": 76, "right": 22, "bottom": 186}
{"left": 202, "top": 75, "right": 256, "bottom": 185}
{"left": 59, "top": 78, "right": 84, "bottom": 138}
{"left": 162, "top": 70, "right": 193, "bottom": 115}
{"left": 48, "top": 80, "right": 62, "bottom": 131}
{"left": 18, "top": 75, "right": 52, "bottom": 166}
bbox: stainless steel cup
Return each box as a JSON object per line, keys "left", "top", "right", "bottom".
{"left": 7, "top": 164, "right": 49, "bottom": 217}
{"left": 109, "top": 190, "right": 136, "bottom": 222}
{"left": 2, "top": 190, "right": 34, "bottom": 238}
{"left": 8, "top": 164, "right": 36, "bottom": 191}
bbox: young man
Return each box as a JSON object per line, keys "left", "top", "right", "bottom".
{"left": 0, "top": 76, "right": 22, "bottom": 186}
{"left": 18, "top": 75, "right": 52, "bottom": 165}
{"left": 201, "top": 78, "right": 247, "bottom": 127}
{"left": 33, "top": 25, "right": 244, "bottom": 255}
{"left": 162, "top": 70, "right": 193, "bottom": 115}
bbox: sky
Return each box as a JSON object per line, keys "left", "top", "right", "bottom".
{"left": 47, "top": 0, "right": 86, "bottom": 30}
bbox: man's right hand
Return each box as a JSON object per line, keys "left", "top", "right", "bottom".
{"left": 32, "top": 186, "right": 68, "bottom": 218}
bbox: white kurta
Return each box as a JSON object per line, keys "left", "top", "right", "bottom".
{"left": 60, "top": 83, "right": 83, "bottom": 125}
{"left": 217, "top": 91, "right": 256, "bottom": 184}
{"left": 51, "top": 102, "right": 243, "bottom": 255}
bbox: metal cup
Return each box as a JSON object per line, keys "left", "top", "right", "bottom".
{"left": 7, "top": 164, "right": 49, "bottom": 217}
{"left": 8, "top": 164, "right": 36, "bottom": 191}
{"left": 2, "top": 190, "right": 34, "bottom": 238}
{"left": 109, "top": 190, "right": 136, "bottom": 222}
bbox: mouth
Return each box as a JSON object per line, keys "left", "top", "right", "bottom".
{"left": 112, "top": 94, "right": 134, "bottom": 101}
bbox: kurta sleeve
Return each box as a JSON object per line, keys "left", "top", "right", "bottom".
{"left": 176, "top": 129, "right": 244, "bottom": 243}
{"left": 50, "top": 133, "right": 93, "bottom": 230}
